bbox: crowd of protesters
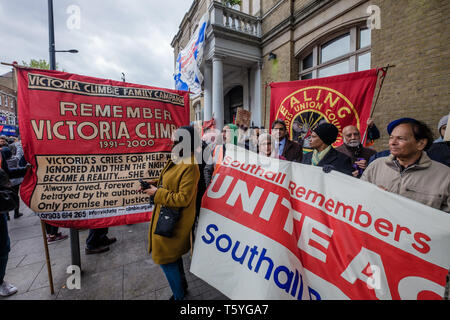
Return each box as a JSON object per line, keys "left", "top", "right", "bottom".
{"left": 138, "top": 113, "right": 449, "bottom": 300}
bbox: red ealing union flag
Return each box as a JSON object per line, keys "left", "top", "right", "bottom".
{"left": 16, "top": 67, "right": 190, "bottom": 229}
{"left": 270, "top": 69, "right": 378, "bottom": 151}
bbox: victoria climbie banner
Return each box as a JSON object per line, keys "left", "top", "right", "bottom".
{"left": 191, "top": 145, "right": 450, "bottom": 300}
{"left": 16, "top": 67, "right": 189, "bottom": 228}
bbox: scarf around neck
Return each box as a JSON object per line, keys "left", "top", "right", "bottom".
{"left": 312, "top": 145, "right": 332, "bottom": 166}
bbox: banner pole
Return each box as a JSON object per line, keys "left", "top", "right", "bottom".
{"left": 264, "top": 82, "right": 268, "bottom": 129}
{"left": 40, "top": 221, "right": 55, "bottom": 295}
{"left": 370, "top": 64, "right": 395, "bottom": 118}
{"left": 362, "top": 64, "right": 394, "bottom": 144}
{"left": 1, "top": 62, "right": 29, "bottom": 69}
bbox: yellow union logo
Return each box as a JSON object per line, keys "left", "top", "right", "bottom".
{"left": 276, "top": 86, "right": 360, "bottom": 151}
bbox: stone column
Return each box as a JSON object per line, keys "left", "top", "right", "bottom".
{"left": 212, "top": 56, "right": 224, "bottom": 131}
{"left": 203, "top": 62, "right": 213, "bottom": 121}
{"left": 243, "top": 68, "right": 250, "bottom": 110}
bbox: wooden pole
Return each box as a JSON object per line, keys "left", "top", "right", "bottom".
{"left": 1, "top": 62, "right": 28, "bottom": 68}
{"left": 361, "top": 64, "right": 395, "bottom": 144}
{"left": 40, "top": 221, "right": 55, "bottom": 295}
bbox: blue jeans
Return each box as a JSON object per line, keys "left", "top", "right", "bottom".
{"left": 0, "top": 212, "right": 11, "bottom": 285}
{"left": 160, "top": 258, "right": 186, "bottom": 300}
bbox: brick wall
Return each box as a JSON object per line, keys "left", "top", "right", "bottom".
{"left": 371, "top": 0, "right": 450, "bottom": 150}
{"left": 294, "top": 0, "right": 314, "bottom": 12}
{"left": 262, "top": 41, "right": 295, "bottom": 127}
{"left": 261, "top": 0, "right": 281, "bottom": 15}
{"left": 261, "top": 0, "right": 291, "bottom": 35}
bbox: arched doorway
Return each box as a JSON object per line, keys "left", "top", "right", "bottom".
{"left": 224, "top": 85, "right": 243, "bottom": 124}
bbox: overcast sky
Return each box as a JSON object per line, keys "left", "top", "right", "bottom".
{"left": 0, "top": 0, "right": 193, "bottom": 89}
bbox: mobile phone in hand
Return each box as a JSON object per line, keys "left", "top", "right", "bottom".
{"left": 139, "top": 179, "right": 151, "bottom": 190}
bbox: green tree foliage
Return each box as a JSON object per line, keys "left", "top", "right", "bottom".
{"left": 21, "top": 59, "right": 60, "bottom": 70}
{"left": 223, "top": 0, "right": 242, "bottom": 6}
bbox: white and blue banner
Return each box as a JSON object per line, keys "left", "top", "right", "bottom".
{"left": 191, "top": 145, "right": 450, "bottom": 300}
{"left": 174, "top": 14, "right": 208, "bottom": 94}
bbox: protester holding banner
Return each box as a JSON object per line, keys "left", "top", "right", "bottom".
{"left": 336, "top": 125, "right": 377, "bottom": 178}
{"left": 302, "top": 122, "right": 354, "bottom": 175}
{"left": 271, "top": 119, "right": 303, "bottom": 162}
{"left": 204, "top": 123, "right": 239, "bottom": 186}
{"left": 142, "top": 126, "right": 200, "bottom": 300}
{"left": 364, "top": 117, "right": 381, "bottom": 146}
{"left": 361, "top": 118, "right": 450, "bottom": 212}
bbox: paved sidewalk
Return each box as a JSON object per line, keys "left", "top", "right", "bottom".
{"left": 2, "top": 200, "right": 228, "bottom": 300}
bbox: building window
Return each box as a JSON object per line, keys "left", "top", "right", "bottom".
{"left": 5, "top": 96, "right": 8, "bottom": 107}
{"left": 0, "top": 95, "right": 2, "bottom": 106}
{"left": 299, "top": 26, "right": 371, "bottom": 79}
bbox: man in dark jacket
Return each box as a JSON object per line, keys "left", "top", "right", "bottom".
{"left": 336, "top": 125, "right": 377, "bottom": 177}
{"left": 271, "top": 119, "right": 303, "bottom": 162}
{"left": 427, "top": 141, "right": 450, "bottom": 167}
{"left": 302, "top": 123, "right": 354, "bottom": 175}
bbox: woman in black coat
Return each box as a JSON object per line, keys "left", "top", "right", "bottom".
{"left": 301, "top": 123, "right": 354, "bottom": 176}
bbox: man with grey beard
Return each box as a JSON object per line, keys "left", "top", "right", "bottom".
{"left": 336, "top": 125, "right": 377, "bottom": 178}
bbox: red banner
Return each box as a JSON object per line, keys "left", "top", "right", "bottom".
{"left": 16, "top": 67, "right": 190, "bottom": 228}
{"left": 270, "top": 70, "right": 378, "bottom": 151}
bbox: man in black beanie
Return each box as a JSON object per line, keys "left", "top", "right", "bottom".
{"left": 302, "top": 123, "right": 354, "bottom": 175}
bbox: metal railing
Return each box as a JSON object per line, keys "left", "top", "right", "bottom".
{"left": 209, "top": 1, "right": 261, "bottom": 38}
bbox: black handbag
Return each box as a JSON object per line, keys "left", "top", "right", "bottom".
{"left": 154, "top": 206, "right": 180, "bottom": 237}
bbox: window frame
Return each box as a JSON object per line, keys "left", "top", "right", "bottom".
{"left": 299, "top": 25, "right": 371, "bottom": 80}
